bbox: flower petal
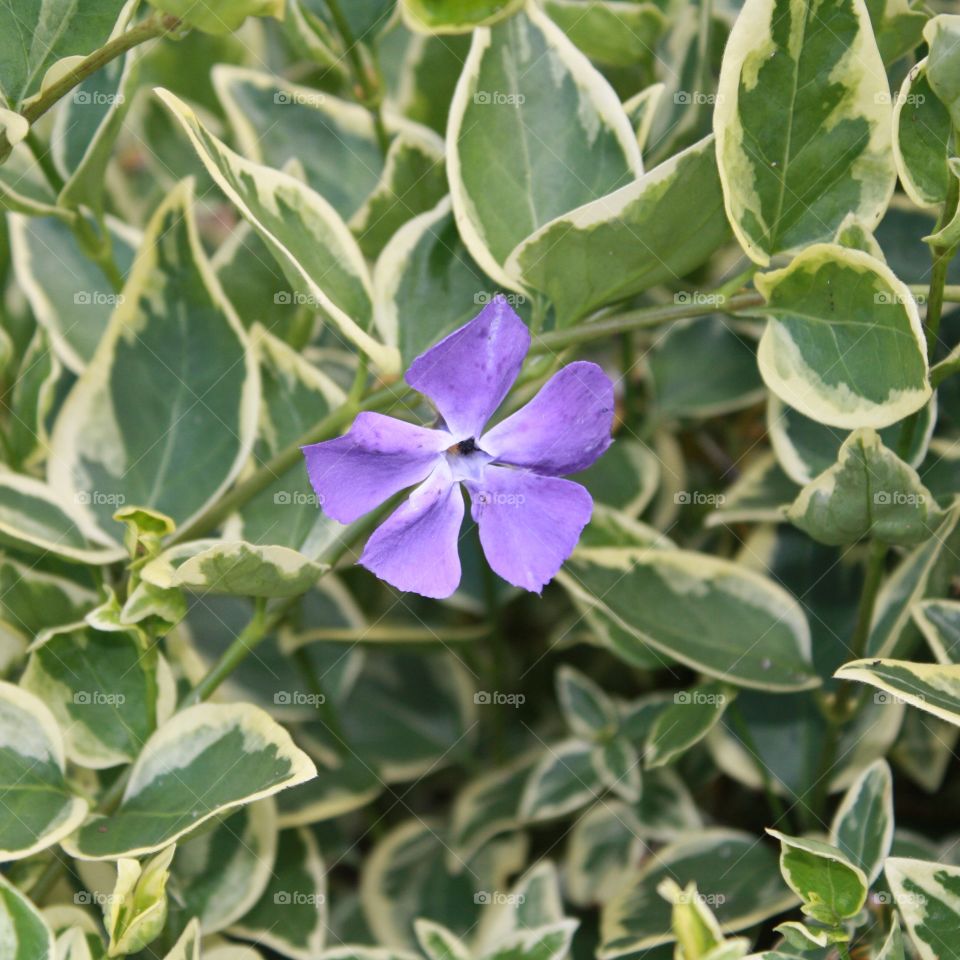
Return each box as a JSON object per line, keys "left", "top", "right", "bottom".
{"left": 481, "top": 361, "right": 614, "bottom": 475}
{"left": 466, "top": 466, "right": 593, "bottom": 592}
{"left": 405, "top": 296, "right": 530, "bottom": 440}
{"left": 302, "top": 412, "right": 449, "bottom": 524}
{"left": 360, "top": 464, "right": 465, "bottom": 599}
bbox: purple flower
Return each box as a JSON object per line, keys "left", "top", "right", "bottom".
{"left": 302, "top": 297, "right": 614, "bottom": 599}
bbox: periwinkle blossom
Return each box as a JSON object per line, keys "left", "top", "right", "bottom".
{"left": 302, "top": 297, "right": 615, "bottom": 599}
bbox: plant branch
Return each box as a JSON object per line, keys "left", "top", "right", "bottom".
{"left": 0, "top": 13, "right": 180, "bottom": 164}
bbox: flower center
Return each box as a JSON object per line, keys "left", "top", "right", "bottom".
{"left": 449, "top": 437, "right": 479, "bottom": 456}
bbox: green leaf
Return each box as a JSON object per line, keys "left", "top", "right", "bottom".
{"left": 754, "top": 244, "right": 930, "bottom": 429}
{"left": 648, "top": 315, "right": 764, "bottom": 420}
{"left": 876, "top": 917, "right": 905, "bottom": 960}
{"left": 228, "top": 326, "right": 346, "bottom": 554}
{"left": 275, "top": 752, "right": 382, "bottom": 827}
{"left": 156, "top": 89, "right": 399, "bottom": 372}
{"left": 706, "top": 453, "right": 799, "bottom": 528}
{"left": 483, "top": 921, "right": 579, "bottom": 960}
{"left": 623, "top": 84, "right": 665, "bottom": 157}
{"left": 349, "top": 131, "right": 448, "bottom": 260}
{"left": 0, "top": 556, "right": 95, "bottom": 637}
{"left": 212, "top": 65, "right": 386, "bottom": 221}
{"left": 593, "top": 736, "right": 642, "bottom": 803}
{"left": 829, "top": 758, "right": 893, "bottom": 884}
{"left": 575, "top": 439, "right": 660, "bottom": 519}
{"left": 9, "top": 213, "right": 137, "bottom": 373}
{"left": 885, "top": 857, "right": 960, "bottom": 960}
{"left": 507, "top": 136, "right": 729, "bottom": 325}
{"left": 557, "top": 547, "right": 818, "bottom": 691}
{"left": 0, "top": 0, "right": 125, "bottom": 106}
{"left": 47, "top": 180, "right": 259, "bottom": 543}
{"left": 556, "top": 666, "right": 618, "bottom": 740}
{"left": 0, "top": 473, "right": 123, "bottom": 564}
{"left": 766, "top": 830, "right": 867, "bottom": 924}
{"left": 835, "top": 657, "right": 960, "bottom": 727}
{"left": 0, "top": 871, "right": 55, "bottom": 958}
{"left": 171, "top": 799, "right": 277, "bottom": 935}
{"left": 373, "top": 196, "right": 488, "bottom": 368}
{"left": 447, "top": 3, "right": 640, "bottom": 289}
{"left": 475, "top": 860, "right": 567, "bottom": 950}
{"left": 362, "top": 820, "right": 527, "bottom": 948}
{"left": 0, "top": 681, "right": 88, "bottom": 860}
{"left": 867, "top": 0, "right": 926, "bottom": 64}
{"left": 21, "top": 621, "right": 170, "bottom": 768}
{"left": 6, "top": 325, "right": 60, "bottom": 472}
{"left": 768, "top": 394, "right": 934, "bottom": 485}
{"left": 565, "top": 802, "right": 644, "bottom": 907}
{"left": 230, "top": 827, "right": 327, "bottom": 959}
{"left": 644, "top": 684, "right": 735, "bottom": 769}
{"left": 449, "top": 753, "right": 537, "bottom": 865}
{"left": 542, "top": 0, "right": 666, "bottom": 67}
{"left": 105, "top": 845, "right": 176, "bottom": 956}
{"left": 520, "top": 739, "right": 603, "bottom": 822}
{"left": 161, "top": 918, "right": 200, "bottom": 960}
{"left": 892, "top": 60, "right": 953, "bottom": 208}
{"left": 401, "top": 0, "right": 525, "bottom": 34}
{"left": 924, "top": 15, "right": 960, "bottom": 129}
{"left": 786, "top": 429, "right": 941, "bottom": 546}
{"left": 141, "top": 539, "right": 327, "bottom": 598}
{"left": 63, "top": 702, "right": 316, "bottom": 859}
{"left": 867, "top": 507, "right": 960, "bottom": 657}
{"left": 599, "top": 829, "right": 796, "bottom": 956}
{"left": 714, "top": 0, "right": 895, "bottom": 263}
{"left": 913, "top": 599, "right": 960, "bottom": 663}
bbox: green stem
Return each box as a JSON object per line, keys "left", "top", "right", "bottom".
{"left": 727, "top": 703, "right": 789, "bottom": 826}
{"left": 324, "top": 0, "right": 390, "bottom": 156}
{"left": 0, "top": 13, "right": 179, "bottom": 164}
{"left": 23, "top": 129, "right": 64, "bottom": 193}
{"left": 531, "top": 291, "right": 765, "bottom": 352}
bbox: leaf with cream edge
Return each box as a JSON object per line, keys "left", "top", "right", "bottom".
{"left": 713, "top": 0, "right": 895, "bottom": 264}
{"left": 599, "top": 829, "right": 796, "bottom": 956}
{"left": 171, "top": 799, "right": 277, "bottom": 935}
{"left": 644, "top": 684, "right": 736, "bottom": 769}
{"left": 0, "top": 472, "right": 124, "bottom": 564}
{"left": 557, "top": 548, "right": 818, "bottom": 691}
{"left": 766, "top": 830, "right": 867, "bottom": 925}
{"left": 230, "top": 827, "right": 327, "bottom": 960}
{"left": 0, "top": 872, "right": 55, "bottom": 959}
{"left": 162, "top": 918, "right": 201, "bottom": 960}
{"left": 829, "top": 759, "right": 893, "bottom": 885}
{"left": 892, "top": 59, "right": 953, "bottom": 209}
{"left": 20, "top": 621, "right": 173, "bottom": 769}
{"left": 508, "top": 136, "right": 730, "bottom": 326}
{"left": 623, "top": 84, "right": 665, "bottom": 157}
{"left": 753, "top": 244, "right": 930, "bottom": 430}
{"left": 834, "top": 658, "right": 960, "bottom": 727}
{"left": 474, "top": 860, "right": 567, "bottom": 950}
{"left": 155, "top": 89, "right": 399, "bottom": 373}
{"left": 885, "top": 858, "right": 960, "bottom": 960}
{"left": 9, "top": 212, "right": 139, "bottom": 374}
{"left": 62, "top": 702, "right": 316, "bottom": 860}
{"left": 447, "top": 1, "right": 641, "bottom": 291}
{"left": 47, "top": 179, "right": 259, "bottom": 543}
{"left": 542, "top": 0, "right": 667, "bottom": 67}
{"left": 520, "top": 740, "right": 602, "bottom": 822}
{"left": 0, "top": 682, "right": 88, "bottom": 861}
{"left": 913, "top": 599, "right": 960, "bottom": 664}
{"left": 785, "top": 429, "right": 942, "bottom": 547}
{"left": 141, "top": 539, "right": 327, "bottom": 598}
